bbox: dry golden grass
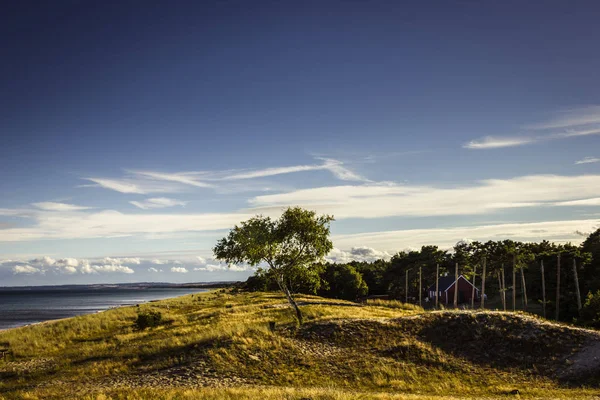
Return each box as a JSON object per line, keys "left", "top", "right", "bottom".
{"left": 0, "top": 289, "right": 598, "bottom": 399}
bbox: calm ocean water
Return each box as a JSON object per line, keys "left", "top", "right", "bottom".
{"left": 0, "top": 287, "right": 207, "bottom": 330}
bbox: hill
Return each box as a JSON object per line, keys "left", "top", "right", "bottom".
{"left": 1, "top": 290, "right": 599, "bottom": 399}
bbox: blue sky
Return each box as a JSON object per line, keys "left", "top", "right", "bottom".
{"left": 1, "top": 1, "right": 599, "bottom": 286}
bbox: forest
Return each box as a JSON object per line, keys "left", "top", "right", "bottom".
{"left": 244, "top": 227, "right": 600, "bottom": 326}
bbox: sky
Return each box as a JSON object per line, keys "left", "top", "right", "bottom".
{"left": 1, "top": 1, "right": 600, "bottom": 286}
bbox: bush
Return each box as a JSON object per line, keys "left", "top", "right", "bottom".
{"left": 134, "top": 310, "right": 163, "bottom": 330}
{"left": 579, "top": 290, "right": 600, "bottom": 328}
{"left": 319, "top": 263, "right": 368, "bottom": 301}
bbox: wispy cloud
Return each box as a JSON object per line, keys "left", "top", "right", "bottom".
{"left": 85, "top": 158, "right": 367, "bottom": 195}
{"left": 130, "top": 197, "right": 188, "bottom": 210}
{"left": 524, "top": 105, "right": 600, "bottom": 130}
{"left": 332, "top": 219, "right": 599, "bottom": 252}
{"left": 464, "top": 105, "right": 600, "bottom": 150}
{"left": 170, "top": 266, "right": 188, "bottom": 273}
{"left": 0, "top": 209, "right": 251, "bottom": 242}
{"left": 84, "top": 178, "right": 181, "bottom": 194}
{"left": 5, "top": 174, "right": 600, "bottom": 243}
{"left": 32, "top": 202, "right": 92, "bottom": 211}
{"left": 463, "top": 136, "right": 535, "bottom": 149}
{"left": 127, "top": 171, "right": 213, "bottom": 188}
{"left": 249, "top": 174, "right": 600, "bottom": 219}
{"left": 575, "top": 157, "right": 600, "bottom": 165}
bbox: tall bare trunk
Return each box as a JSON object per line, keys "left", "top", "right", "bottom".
{"left": 278, "top": 278, "right": 303, "bottom": 325}
{"left": 556, "top": 253, "right": 561, "bottom": 321}
{"left": 454, "top": 263, "right": 459, "bottom": 308}
{"left": 481, "top": 258, "right": 486, "bottom": 309}
{"left": 520, "top": 266, "right": 528, "bottom": 312}
{"left": 573, "top": 258, "right": 582, "bottom": 312}
{"left": 435, "top": 263, "right": 439, "bottom": 309}
{"left": 405, "top": 269, "right": 409, "bottom": 304}
{"left": 541, "top": 259, "right": 546, "bottom": 318}
{"left": 497, "top": 271, "right": 503, "bottom": 310}
{"left": 512, "top": 254, "right": 516, "bottom": 312}
{"left": 501, "top": 265, "right": 507, "bottom": 311}
{"left": 471, "top": 264, "right": 476, "bottom": 309}
{"left": 419, "top": 266, "right": 422, "bottom": 308}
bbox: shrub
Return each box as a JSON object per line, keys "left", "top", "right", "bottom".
{"left": 134, "top": 310, "right": 163, "bottom": 330}
{"left": 579, "top": 290, "right": 600, "bottom": 328}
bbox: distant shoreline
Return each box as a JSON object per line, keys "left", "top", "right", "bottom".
{"left": 0, "top": 286, "right": 221, "bottom": 332}
{"left": 0, "top": 281, "right": 239, "bottom": 291}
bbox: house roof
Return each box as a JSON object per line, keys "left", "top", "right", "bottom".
{"left": 426, "top": 275, "right": 479, "bottom": 293}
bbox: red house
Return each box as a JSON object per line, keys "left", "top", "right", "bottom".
{"left": 427, "top": 275, "right": 479, "bottom": 305}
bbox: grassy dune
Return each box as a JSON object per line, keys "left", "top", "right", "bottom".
{"left": 0, "top": 290, "right": 599, "bottom": 399}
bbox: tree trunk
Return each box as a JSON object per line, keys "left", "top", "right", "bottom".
{"left": 454, "top": 262, "right": 459, "bottom": 308}
{"left": 573, "top": 258, "right": 582, "bottom": 312}
{"left": 556, "top": 253, "right": 561, "bottom": 321}
{"left": 481, "top": 258, "right": 486, "bottom": 309}
{"left": 435, "top": 263, "right": 439, "bottom": 309}
{"left": 497, "top": 271, "right": 503, "bottom": 310}
{"left": 471, "top": 264, "right": 476, "bottom": 309}
{"left": 512, "top": 254, "right": 516, "bottom": 312}
{"left": 419, "top": 266, "right": 422, "bottom": 308}
{"left": 501, "top": 265, "right": 507, "bottom": 311}
{"left": 541, "top": 259, "right": 546, "bottom": 318}
{"left": 405, "top": 269, "right": 409, "bottom": 304}
{"left": 520, "top": 266, "right": 528, "bottom": 312}
{"left": 279, "top": 279, "right": 303, "bottom": 325}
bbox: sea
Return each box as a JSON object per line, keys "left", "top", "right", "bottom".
{"left": 0, "top": 286, "right": 207, "bottom": 330}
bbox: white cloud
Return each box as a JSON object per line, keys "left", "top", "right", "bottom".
{"left": 191, "top": 256, "right": 252, "bottom": 272}
{"left": 102, "top": 257, "right": 141, "bottom": 265}
{"left": 193, "top": 263, "right": 250, "bottom": 272}
{"left": 554, "top": 198, "right": 600, "bottom": 207}
{"left": 148, "top": 267, "right": 162, "bottom": 272}
{"left": 318, "top": 158, "right": 369, "bottom": 181}
{"left": 220, "top": 165, "right": 326, "bottom": 180}
{"left": 463, "top": 136, "right": 535, "bottom": 149}
{"left": 2, "top": 257, "right": 136, "bottom": 275}
{"left": 127, "top": 171, "right": 213, "bottom": 188}
{"left": 86, "top": 158, "right": 367, "bottom": 196}
{"left": 554, "top": 128, "right": 600, "bottom": 138}
{"left": 217, "top": 158, "right": 367, "bottom": 182}
{"left": 84, "top": 178, "right": 150, "bottom": 194}
{"left": 525, "top": 105, "right": 600, "bottom": 130}
{"left": 171, "top": 267, "right": 188, "bottom": 273}
{"left": 12, "top": 265, "right": 41, "bottom": 274}
{"left": 0, "top": 210, "right": 252, "bottom": 242}
{"left": 332, "top": 219, "right": 599, "bottom": 252}
{"left": 326, "top": 247, "right": 392, "bottom": 263}
{"left": 130, "top": 197, "right": 187, "bottom": 210}
{"left": 249, "top": 174, "right": 600, "bottom": 219}
{"left": 92, "top": 264, "right": 135, "bottom": 274}
{"left": 32, "top": 202, "right": 92, "bottom": 211}
{"left": 465, "top": 106, "right": 600, "bottom": 150}
{"left": 575, "top": 157, "right": 600, "bottom": 165}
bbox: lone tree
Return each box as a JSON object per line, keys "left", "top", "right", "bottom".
{"left": 213, "top": 207, "right": 334, "bottom": 325}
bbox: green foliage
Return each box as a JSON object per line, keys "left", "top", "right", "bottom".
{"left": 213, "top": 207, "right": 334, "bottom": 273}
{"left": 214, "top": 207, "right": 334, "bottom": 323}
{"left": 579, "top": 290, "right": 600, "bottom": 328}
{"left": 134, "top": 310, "right": 163, "bottom": 330}
{"left": 318, "top": 263, "right": 368, "bottom": 301}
